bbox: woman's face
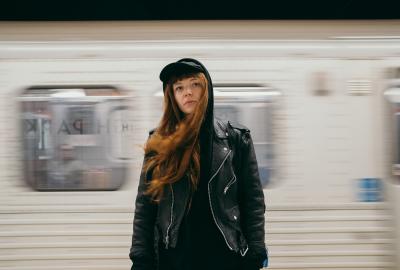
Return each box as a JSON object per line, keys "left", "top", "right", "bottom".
{"left": 172, "top": 76, "right": 203, "bottom": 115}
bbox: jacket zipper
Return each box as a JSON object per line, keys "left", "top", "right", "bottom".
{"left": 223, "top": 175, "right": 237, "bottom": 194}
{"left": 165, "top": 184, "right": 174, "bottom": 249}
{"left": 208, "top": 149, "right": 234, "bottom": 251}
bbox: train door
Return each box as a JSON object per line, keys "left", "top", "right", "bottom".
{"left": 213, "top": 83, "right": 281, "bottom": 189}
{"left": 383, "top": 72, "right": 400, "bottom": 269}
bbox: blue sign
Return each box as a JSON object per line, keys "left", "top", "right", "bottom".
{"left": 357, "top": 178, "right": 383, "bottom": 202}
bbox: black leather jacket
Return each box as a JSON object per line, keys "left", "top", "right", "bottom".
{"left": 130, "top": 119, "right": 268, "bottom": 269}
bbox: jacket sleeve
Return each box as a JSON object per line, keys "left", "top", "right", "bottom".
{"left": 129, "top": 155, "right": 158, "bottom": 270}
{"left": 237, "top": 131, "right": 268, "bottom": 269}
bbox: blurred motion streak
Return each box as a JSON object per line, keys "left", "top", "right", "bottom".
{"left": 0, "top": 20, "right": 400, "bottom": 270}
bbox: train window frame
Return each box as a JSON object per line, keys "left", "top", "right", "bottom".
{"left": 19, "top": 85, "right": 134, "bottom": 192}
{"left": 384, "top": 83, "right": 400, "bottom": 181}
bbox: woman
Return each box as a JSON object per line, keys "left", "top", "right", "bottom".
{"left": 130, "top": 58, "right": 268, "bottom": 270}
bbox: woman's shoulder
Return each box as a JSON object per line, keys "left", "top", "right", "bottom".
{"left": 227, "top": 121, "right": 250, "bottom": 133}
{"left": 214, "top": 118, "right": 250, "bottom": 134}
{"left": 226, "top": 120, "right": 253, "bottom": 147}
{"left": 213, "top": 118, "right": 253, "bottom": 149}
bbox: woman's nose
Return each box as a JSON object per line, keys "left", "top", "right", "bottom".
{"left": 184, "top": 87, "right": 193, "bottom": 96}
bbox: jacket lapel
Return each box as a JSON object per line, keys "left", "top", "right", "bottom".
{"left": 210, "top": 119, "right": 230, "bottom": 181}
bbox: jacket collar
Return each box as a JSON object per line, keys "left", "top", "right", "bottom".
{"left": 213, "top": 118, "right": 228, "bottom": 139}
{"left": 209, "top": 118, "right": 230, "bottom": 181}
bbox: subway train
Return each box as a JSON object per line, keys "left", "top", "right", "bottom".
{"left": 1, "top": 20, "right": 400, "bottom": 269}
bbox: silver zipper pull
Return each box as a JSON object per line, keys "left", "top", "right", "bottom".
{"left": 223, "top": 175, "right": 236, "bottom": 194}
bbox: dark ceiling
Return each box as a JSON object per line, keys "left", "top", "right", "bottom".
{"left": 1, "top": 0, "right": 399, "bottom": 20}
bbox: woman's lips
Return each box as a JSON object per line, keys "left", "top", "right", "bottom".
{"left": 184, "top": 100, "right": 197, "bottom": 105}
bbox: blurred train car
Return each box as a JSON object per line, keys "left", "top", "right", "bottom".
{"left": 1, "top": 20, "right": 400, "bottom": 270}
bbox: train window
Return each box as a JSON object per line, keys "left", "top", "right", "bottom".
{"left": 19, "top": 86, "right": 133, "bottom": 191}
{"left": 213, "top": 83, "right": 280, "bottom": 188}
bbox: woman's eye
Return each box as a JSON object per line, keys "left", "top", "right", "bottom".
{"left": 192, "top": 82, "right": 200, "bottom": 87}
{"left": 175, "top": 86, "right": 183, "bottom": 92}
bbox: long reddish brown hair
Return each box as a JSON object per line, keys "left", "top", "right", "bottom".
{"left": 143, "top": 72, "right": 209, "bottom": 201}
